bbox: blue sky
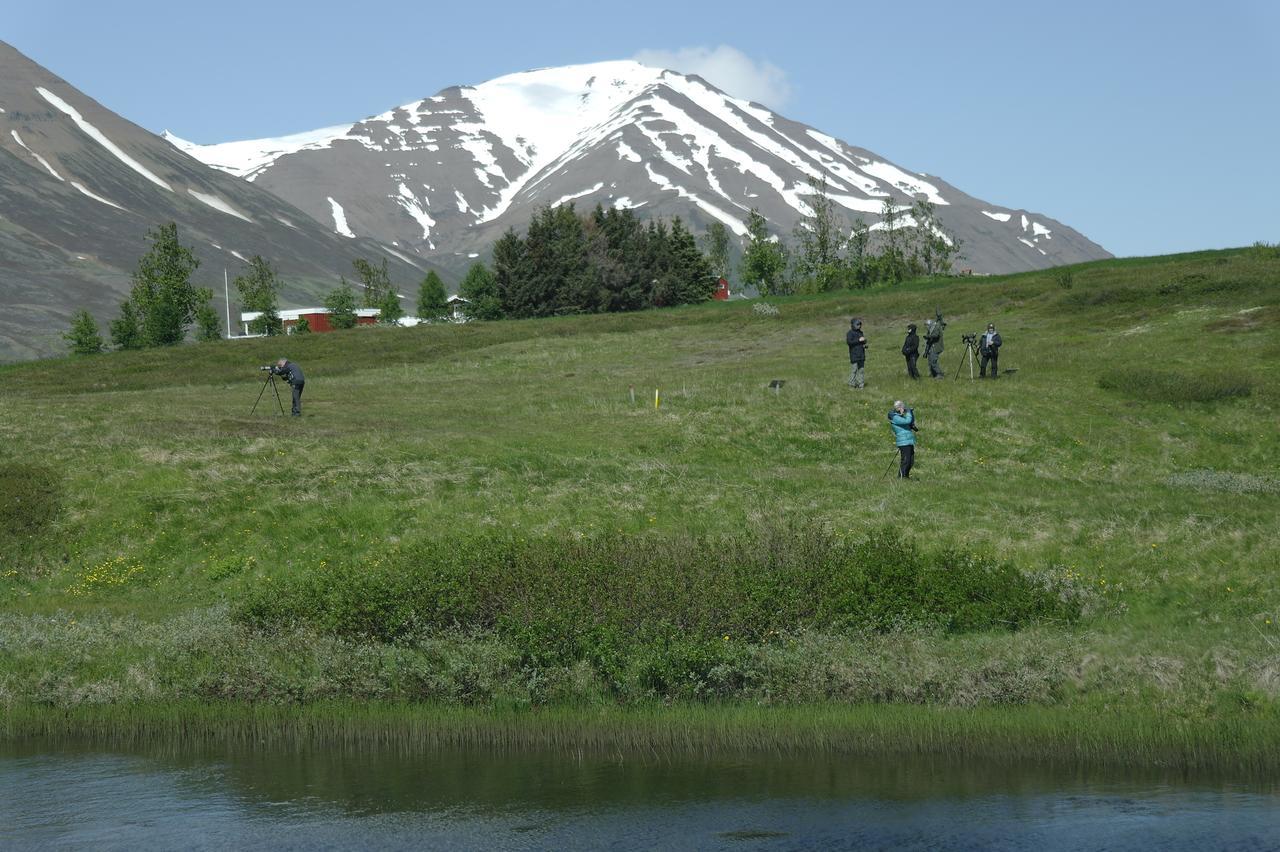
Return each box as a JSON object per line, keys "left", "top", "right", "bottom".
{"left": 6, "top": 0, "right": 1277, "bottom": 257}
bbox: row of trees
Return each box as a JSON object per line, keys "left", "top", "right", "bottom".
{"left": 738, "top": 177, "right": 963, "bottom": 297}
{"left": 64, "top": 190, "right": 964, "bottom": 354}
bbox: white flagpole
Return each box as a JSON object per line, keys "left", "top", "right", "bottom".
{"left": 224, "top": 268, "right": 232, "bottom": 337}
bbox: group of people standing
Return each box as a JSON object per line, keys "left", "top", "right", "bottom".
{"left": 847, "top": 313, "right": 1003, "bottom": 386}
{"left": 844, "top": 313, "right": 1005, "bottom": 480}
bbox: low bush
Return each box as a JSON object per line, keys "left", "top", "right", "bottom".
{"left": 0, "top": 462, "right": 62, "bottom": 544}
{"left": 235, "top": 525, "right": 1083, "bottom": 697}
{"left": 1097, "top": 368, "right": 1252, "bottom": 403}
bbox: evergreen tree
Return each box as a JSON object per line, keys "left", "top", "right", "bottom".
{"left": 416, "top": 270, "right": 448, "bottom": 320}
{"left": 378, "top": 289, "right": 404, "bottom": 324}
{"left": 109, "top": 299, "right": 143, "bottom": 350}
{"left": 194, "top": 292, "right": 222, "bottom": 341}
{"left": 63, "top": 309, "right": 103, "bottom": 355}
{"left": 234, "top": 256, "right": 282, "bottom": 335}
{"left": 595, "top": 206, "right": 647, "bottom": 311}
{"left": 352, "top": 257, "right": 392, "bottom": 308}
{"left": 324, "top": 278, "right": 358, "bottom": 329}
{"left": 491, "top": 228, "right": 527, "bottom": 317}
{"left": 458, "top": 262, "right": 502, "bottom": 320}
{"left": 700, "top": 221, "right": 732, "bottom": 281}
{"left": 739, "top": 209, "right": 788, "bottom": 296}
{"left": 667, "top": 218, "right": 716, "bottom": 304}
{"left": 127, "top": 222, "right": 203, "bottom": 346}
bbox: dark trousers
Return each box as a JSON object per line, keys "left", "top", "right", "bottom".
{"left": 898, "top": 444, "right": 915, "bottom": 478}
{"left": 290, "top": 381, "right": 304, "bottom": 415}
{"left": 905, "top": 353, "right": 920, "bottom": 379}
{"left": 980, "top": 351, "right": 998, "bottom": 378}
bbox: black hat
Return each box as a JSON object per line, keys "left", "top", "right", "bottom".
{"left": 907, "top": 323, "right": 917, "bottom": 332}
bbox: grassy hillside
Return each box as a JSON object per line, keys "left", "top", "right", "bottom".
{"left": 2, "top": 246, "right": 1278, "bottom": 758}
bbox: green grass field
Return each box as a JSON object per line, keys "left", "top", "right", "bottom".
{"left": 3, "top": 246, "right": 1278, "bottom": 761}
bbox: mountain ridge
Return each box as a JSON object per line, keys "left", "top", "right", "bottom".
{"left": 167, "top": 60, "right": 1111, "bottom": 279}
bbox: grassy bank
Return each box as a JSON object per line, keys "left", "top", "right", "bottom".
{"left": 2, "top": 246, "right": 1279, "bottom": 762}
{"left": 6, "top": 700, "right": 1279, "bottom": 775}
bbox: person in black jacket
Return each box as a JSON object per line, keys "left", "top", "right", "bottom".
{"left": 979, "top": 323, "right": 1002, "bottom": 379}
{"left": 902, "top": 323, "right": 920, "bottom": 379}
{"left": 269, "top": 358, "right": 306, "bottom": 416}
{"left": 846, "top": 318, "right": 867, "bottom": 389}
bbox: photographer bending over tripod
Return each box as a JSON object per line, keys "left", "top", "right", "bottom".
{"left": 887, "top": 400, "right": 919, "bottom": 479}
{"left": 979, "top": 323, "right": 1002, "bottom": 379}
{"left": 265, "top": 358, "right": 305, "bottom": 416}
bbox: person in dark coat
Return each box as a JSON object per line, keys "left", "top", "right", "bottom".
{"left": 902, "top": 323, "right": 920, "bottom": 379}
{"left": 923, "top": 311, "right": 946, "bottom": 378}
{"left": 270, "top": 358, "right": 306, "bottom": 416}
{"left": 979, "top": 323, "right": 1002, "bottom": 379}
{"left": 846, "top": 318, "right": 867, "bottom": 389}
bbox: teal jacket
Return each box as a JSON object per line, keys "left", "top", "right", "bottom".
{"left": 888, "top": 409, "right": 916, "bottom": 446}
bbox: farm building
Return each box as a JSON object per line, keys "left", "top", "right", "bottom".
{"left": 238, "top": 308, "right": 381, "bottom": 336}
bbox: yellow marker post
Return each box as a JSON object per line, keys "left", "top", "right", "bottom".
{"left": 654, "top": 388, "right": 660, "bottom": 409}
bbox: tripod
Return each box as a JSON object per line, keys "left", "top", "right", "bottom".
{"left": 251, "top": 372, "right": 286, "bottom": 415}
{"left": 953, "top": 338, "right": 978, "bottom": 381}
{"left": 883, "top": 447, "right": 901, "bottom": 479}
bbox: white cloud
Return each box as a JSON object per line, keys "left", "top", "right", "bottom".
{"left": 632, "top": 45, "right": 792, "bottom": 109}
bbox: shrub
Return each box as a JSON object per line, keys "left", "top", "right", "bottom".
{"left": 0, "top": 462, "right": 62, "bottom": 539}
{"left": 1097, "top": 369, "right": 1252, "bottom": 403}
{"left": 235, "top": 525, "right": 1083, "bottom": 698}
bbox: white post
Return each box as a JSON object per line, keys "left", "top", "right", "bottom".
{"left": 224, "top": 268, "right": 232, "bottom": 338}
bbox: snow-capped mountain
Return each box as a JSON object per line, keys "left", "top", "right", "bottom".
{"left": 167, "top": 61, "right": 1109, "bottom": 278}
{"left": 0, "top": 41, "right": 430, "bottom": 361}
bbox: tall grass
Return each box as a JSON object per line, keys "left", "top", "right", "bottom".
{"left": 1097, "top": 368, "right": 1253, "bottom": 403}
{"left": 5, "top": 701, "right": 1278, "bottom": 774}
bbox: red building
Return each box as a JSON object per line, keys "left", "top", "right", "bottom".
{"left": 713, "top": 278, "right": 731, "bottom": 300}
{"left": 238, "top": 308, "right": 381, "bottom": 335}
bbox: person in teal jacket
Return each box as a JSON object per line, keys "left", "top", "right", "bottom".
{"left": 887, "top": 400, "right": 918, "bottom": 478}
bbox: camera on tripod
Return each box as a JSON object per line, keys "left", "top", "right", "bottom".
{"left": 961, "top": 333, "right": 978, "bottom": 346}
{"left": 258, "top": 365, "right": 272, "bottom": 372}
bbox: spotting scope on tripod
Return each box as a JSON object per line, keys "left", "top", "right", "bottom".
{"left": 251, "top": 366, "right": 286, "bottom": 415}
{"left": 954, "top": 333, "right": 980, "bottom": 380}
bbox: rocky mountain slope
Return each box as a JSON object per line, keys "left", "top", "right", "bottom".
{"left": 168, "top": 61, "right": 1110, "bottom": 281}
{"left": 0, "top": 41, "right": 430, "bottom": 361}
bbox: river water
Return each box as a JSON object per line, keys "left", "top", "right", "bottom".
{"left": 2, "top": 742, "right": 1277, "bottom": 850}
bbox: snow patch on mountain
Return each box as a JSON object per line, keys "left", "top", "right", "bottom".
{"left": 645, "top": 162, "right": 746, "bottom": 235}
{"left": 164, "top": 124, "right": 352, "bottom": 180}
{"left": 38, "top": 87, "right": 172, "bottom": 191}
{"left": 982, "top": 210, "right": 1013, "bottom": 222}
{"left": 858, "top": 161, "right": 946, "bottom": 205}
{"left": 552, "top": 182, "right": 606, "bottom": 208}
{"left": 394, "top": 182, "right": 436, "bottom": 245}
{"left": 71, "top": 181, "right": 126, "bottom": 211}
{"left": 10, "top": 130, "right": 63, "bottom": 181}
{"left": 328, "top": 197, "right": 355, "bottom": 238}
{"left": 188, "top": 189, "right": 253, "bottom": 222}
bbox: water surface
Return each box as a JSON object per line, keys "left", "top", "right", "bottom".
{"left": 3, "top": 741, "right": 1276, "bottom": 850}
